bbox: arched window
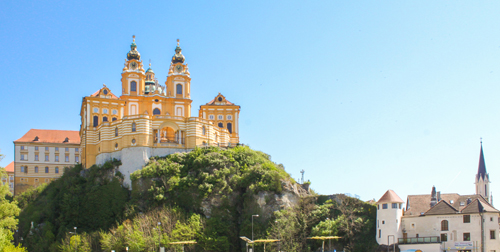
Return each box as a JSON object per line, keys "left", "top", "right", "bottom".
{"left": 93, "top": 116, "right": 99, "bottom": 127}
{"left": 218, "top": 122, "right": 223, "bottom": 128}
{"left": 176, "top": 84, "right": 182, "bottom": 94}
{"left": 131, "top": 81, "right": 137, "bottom": 92}
{"left": 227, "top": 123, "right": 232, "bottom": 133}
{"left": 112, "top": 117, "right": 117, "bottom": 121}
{"left": 103, "top": 117, "right": 108, "bottom": 122}
{"left": 202, "top": 126, "right": 206, "bottom": 135}
{"left": 132, "top": 122, "right": 136, "bottom": 132}
{"left": 153, "top": 108, "right": 161, "bottom": 115}
{"left": 441, "top": 220, "right": 448, "bottom": 231}
{"left": 115, "top": 127, "right": 118, "bottom": 137}
{"left": 45, "top": 167, "right": 49, "bottom": 173}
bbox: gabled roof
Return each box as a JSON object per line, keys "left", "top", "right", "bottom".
{"left": 377, "top": 190, "right": 404, "bottom": 204}
{"left": 424, "top": 200, "right": 458, "bottom": 215}
{"left": 405, "top": 193, "right": 460, "bottom": 216}
{"left": 4, "top": 162, "right": 14, "bottom": 173}
{"left": 90, "top": 86, "right": 119, "bottom": 99}
{"left": 477, "top": 143, "right": 489, "bottom": 181}
{"left": 205, "top": 93, "right": 235, "bottom": 106}
{"left": 461, "top": 198, "right": 499, "bottom": 214}
{"left": 14, "top": 129, "right": 80, "bottom": 144}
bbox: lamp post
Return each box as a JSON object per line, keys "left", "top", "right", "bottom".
{"left": 157, "top": 222, "right": 161, "bottom": 252}
{"left": 252, "top": 215, "right": 259, "bottom": 252}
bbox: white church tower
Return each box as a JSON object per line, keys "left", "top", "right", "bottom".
{"left": 475, "top": 140, "right": 491, "bottom": 203}
{"left": 376, "top": 190, "right": 404, "bottom": 245}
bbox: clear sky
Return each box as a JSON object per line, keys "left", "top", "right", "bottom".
{"left": 1, "top": 1, "right": 500, "bottom": 203}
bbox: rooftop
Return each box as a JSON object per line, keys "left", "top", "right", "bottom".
{"left": 14, "top": 129, "right": 80, "bottom": 144}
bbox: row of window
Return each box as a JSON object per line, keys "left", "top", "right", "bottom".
{"left": 20, "top": 154, "right": 79, "bottom": 163}
{"left": 93, "top": 108, "right": 118, "bottom": 115}
{"left": 201, "top": 123, "right": 233, "bottom": 135}
{"left": 20, "top": 146, "right": 79, "bottom": 152}
{"left": 20, "top": 178, "right": 52, "bottom": 183}
{"left": 379, "top": 203, "right": 402, "bottom": 209}
{"left": 208, "top": 115, "right": 233, "bottom": 120}
{"left": 440, "top": 230, "right": 496, "bottom": 242}
{"left": 20, "top": 166, "right": 60, "bottom": 174}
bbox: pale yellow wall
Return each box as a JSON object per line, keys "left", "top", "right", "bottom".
{"left": 14, "top": 142, "right": 79, "bottom": 195}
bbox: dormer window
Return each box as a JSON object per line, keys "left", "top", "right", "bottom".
{"left": 450, "top": 200, "right": 454, "bottom": 204}
{"left": 34, "top": 136, "right": 39, "bottom": 141}
{"left": 103, "top": 89, "right": 108, "bottom": 95}
{"left": 218, "top": 97, "right": 223, "bottom": 102}
{"left": 63, "top": 137, "right": 69, "bottom": 143}
{"left": 460, "top": 202, "right": 465, "bottom": 206}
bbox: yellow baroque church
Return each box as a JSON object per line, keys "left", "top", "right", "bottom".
{"left": 79, "top": 37, "right": 240, "bottom": 185}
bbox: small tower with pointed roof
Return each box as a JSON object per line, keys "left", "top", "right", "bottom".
{"left": 475, "top": 139, "right": 491, "bottom": 202}
{"left": 376, "top": 190, "right": 404, "bottom": 245}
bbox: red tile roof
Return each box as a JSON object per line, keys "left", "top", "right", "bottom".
{"left": 377, "top": 190, "right": 404, "bottom": 204}
{"left": 4, "top": 162, "right": 14, "bottom": 172}
{"left": 14, "top": 129, "right": 80, "bottom": 144}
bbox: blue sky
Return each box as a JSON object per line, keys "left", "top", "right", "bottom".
{"left": 1, "top": 1, "right": 500, "bottom": 202}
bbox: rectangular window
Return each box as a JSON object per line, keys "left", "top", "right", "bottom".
{"left": 20, "top": 166, "right": 25, "bottom": 173}
{"left": 75, "top": 148, "right": 79, "bottom": 152}
{"left": 378, "top": 229, "right": 381, "bottom": 238}
{"left": 35, "top": 154, "right": 39, "bottom": 161}
{"left": 55, "top": 147, "right": 59, "bottom": 151}
{"left": 392, "top": 203, "right": 398, "bottom": 209}
{"left": 45, "top": 147, "right": 49, "bottom": 151}
{"left": 35, "top": 167, "right": 38, "bottom": 173}
{"left": 35, "top": 146, "right": 38, "bottom": 151}
{"left": 491, "top": 230, "right": 496, "bottom": 239}
{"left": 464, "top": 233, "right": 471, "bottom": 241}
{"left": 20, "top": 154, "right": 25, "bottom": 160}
{"left": 464, "top": 215, "right": 470, "bottom": 223}
{"left": 55, "top": 156, "right": 59, "bottom": 162}
{"left": 45, "top": 167, "right": 49, "bottom": 173}
{"left": 55, "top": 167, "right": 59, "bottom": 174}
{"left": 382, "top": 204, "right": 388, "bottom": 209}
{"left": 399, "top": 203, "right": 402, "bottom": 209}
{"left": 20, "top": 146, "right": 25, "bottom": 150}
{"left": 75, "top": 156, "right": 79, "bottom": 163}
{"left": 45, "top": 155, "right": 49, "bottom": 161}
{"left": 441, "top": 233, "right": 447, "bottom": 242}
{"left": 65, "top": 147, "right": 69, "bottom": 152}
{"left": 65, "top": 155, "right": 69, "bottom": 162}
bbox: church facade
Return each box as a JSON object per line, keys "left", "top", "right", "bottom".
{"left": 79, "top": 37, "right": 241, "bottom": 185}
{"left": 376, "top": 143, "right": 500, "bottom": 252}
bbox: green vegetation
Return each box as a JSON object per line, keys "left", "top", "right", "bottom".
{"left": 15, "top": 146, "right": 377, "bottom": 251}
{"left": 0, "top": 153, "right": 25, "bottom": 251}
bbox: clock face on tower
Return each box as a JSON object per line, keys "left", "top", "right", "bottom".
{"left": 130, "top": 62, "right": 137, "bottom": 70}
{"left": 175, "top": 65, "right": 183, "bottom": 73}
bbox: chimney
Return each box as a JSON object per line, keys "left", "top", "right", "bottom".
{"left": 437, "top": 191, "right": 441, "bottom": 202}
{"left": 430, "top": 186, "right": 437, "bottom": 208}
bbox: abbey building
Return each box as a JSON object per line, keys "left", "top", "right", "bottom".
{"left": 79, "top": 37, "right": 240, "bottom": 185}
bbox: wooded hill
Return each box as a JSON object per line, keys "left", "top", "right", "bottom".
{"left": 14, "top": 146, "right": 377, "bottom": 251}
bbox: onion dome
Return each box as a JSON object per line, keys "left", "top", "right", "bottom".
{"left": 171, "top": 39, "right": 185, "bottom": 64}
{"left": 127, "top": 35, "right": 141, "bottom": 61}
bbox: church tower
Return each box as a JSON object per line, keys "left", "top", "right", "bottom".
{"left": 121, "top": 36, "right": 145, "bottom": 97}
{"left": 475, "top": 140, "right": 491, "bottom": 202}
{"left": 165, "top": 39, "right": 192, "bottom": 117}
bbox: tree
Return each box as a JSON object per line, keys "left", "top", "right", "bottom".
{"left": 0, "top": 153, "right": 22, "bottom": 250}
